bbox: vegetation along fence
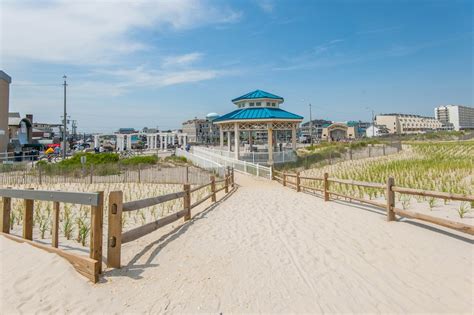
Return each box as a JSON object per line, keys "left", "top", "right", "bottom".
{"left": 272, "top": 170, "right": 474, "bottom": 236}
{"left": 0, "top": 165, "right": 214, "bottom": 186}
{"left": 0, "top": 188, "right": 104, "bottom": 282}
{"left": 0, "top": 167, "right": 235, "bottom": 282}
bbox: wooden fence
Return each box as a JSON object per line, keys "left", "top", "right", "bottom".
{"left": 0, "top": 167, "right": 235, "bottom": 282}
{"left": 0, "top": 165, "right": 214, "bottom": 186}
{"left": 106, "top": 167, "right": 235, "bottom": 268}
{"left": 272, "top": 170, "right": 474, "bottom": 236}
{"left": 0, "top": 188, "right": 104, "bottom": 282}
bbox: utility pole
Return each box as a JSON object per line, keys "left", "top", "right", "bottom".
{"left": 62, "top": 75, "right": 67, "bottom": 159}
{"left": 309, "top": 103, "right": 313, "bottom": 145}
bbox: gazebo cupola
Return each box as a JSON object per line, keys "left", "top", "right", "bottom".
{"left": 231, "top": 90, "right": 285, "bottom": 109}
{"left": 213, "top": 90, "right": 303, "bottom": 164}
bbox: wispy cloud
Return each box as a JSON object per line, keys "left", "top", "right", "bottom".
{"left": 162, "top": 52, "right": 204, "bottom": 68}
{"left": 256, "top": 0, "right": 275, "bottom": 13}
{"left": 1, "top": 0, "right": 241, "bottom": 65}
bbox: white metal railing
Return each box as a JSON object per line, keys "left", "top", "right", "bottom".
{"left": 191, "top": 147, "right": 272, "bottom": 179}
{"left": 176, "top": 149, "right": 226, "bottom": 177}
{"left": 194, "top": 146, "right": 296, "bottom": 164}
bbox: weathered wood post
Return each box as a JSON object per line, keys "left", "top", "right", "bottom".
{"left": 186, "top": 166, "right": 189, "bottom": 183}
{"left": 38, "top": 165, "right": 42, "bottom": 185}
{"left": 386, "top": 177, "right": 395, "bottom": 221}
{"left": 90, "top": 191, "right": 104, "bottom": 274}
{"left": 382, "top": 144, "right": 386, "bottom": 156}
{"left": 107, "top": 191, "right": 123, "bottom": 268}
{"left": 324, "top": 172, "right": 329, "bottom": 202}
{"left": 296, "top": 172, "right": 301, "bottom": 192}
{"left": 23, "top": 189, "right": 34, "bottom": 240}
{"left": 210, "top": 176, "right": 216, "bottom": 202}
{"left": 138, "top": 164, "right": 141, "bottom": 183}
{"left": 270, "top": 165, "right": 275, "bottom": 180}
{"left": 184, "top": 184, "right": 191, "bottom": 221}
{"left": 231, "top": 168, "right": 235, "bottom": 187}
{"left": 283, "top": 173, "right": 287, "bottom": 186}
{"left": 52, "top": 201, "right": 60, "bottom": 248}
{"left": 1, "top": 196, "right": 11, "bottom": 233}
{"left": 225, "top": 175, "right": 229, "bottom": 193}
{"left": 349, "top": 147, "right": 353, "bottom": 160}
{"left": 90, "top": 165, "right": 94, "bottom": 184}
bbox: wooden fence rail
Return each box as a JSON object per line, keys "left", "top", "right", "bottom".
{"left": 107, "top": 167, "right": 235, "bottom": 269}
{"left": 0, "top": 188, "right": 104, "bottom": 282}
{"left": 274, "top": 171, "right": 474, "bottom": 236}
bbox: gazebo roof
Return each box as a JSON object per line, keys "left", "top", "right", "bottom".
{"left": 213, "top": 107, "right": 303, "bottom": 123}
{"left": 231, "top": 90, "right": 284, "bottom": 103}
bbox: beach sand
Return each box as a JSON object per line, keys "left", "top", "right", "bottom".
{"left": 1, "top": 173, "right": 473, "bottom": 313}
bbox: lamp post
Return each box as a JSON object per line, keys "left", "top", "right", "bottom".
{"left": 62, "top": 75, "right": 67, "bottom": 159}
{"left": 309, "top": 103, "right": 313, "bottom": 145}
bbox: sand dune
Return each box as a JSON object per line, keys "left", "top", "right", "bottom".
{"left": 1, "top": 174, "right": 473, "bottom": 313}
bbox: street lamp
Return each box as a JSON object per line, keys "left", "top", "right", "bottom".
{"left": 62, "top": 75, "right": 67, "bottom": 159}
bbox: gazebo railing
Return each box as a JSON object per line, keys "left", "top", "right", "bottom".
{"left": 191, "top": 147, "right": 272, "bottom": 179}
{"left": 194, "top": 146, "right": 297, "bottom": 164}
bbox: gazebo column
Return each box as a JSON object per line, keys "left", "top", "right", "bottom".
{"left": 234, "top": 123, "right": 240, "bottom": 160}
{"left": 219, "top": 127, "right": 224, "bottom": 149}
{"left": 267, "top": 123, "right": 273, "bottom": 164}
{"left": 227, "top": 131, "right": 231, "bottom": 152}
{"left": 292, "top": 124, "right": 297, "bottom": 150}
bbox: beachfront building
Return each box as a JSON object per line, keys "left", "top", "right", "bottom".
{"left": 299, "top": 119, "right": 333, "bottom": 142}
{"left": 321, "top": 122, "right": 360, "bottom": 141}
{"left": 434, "top": 105, "right": 474, "bottom": 131}
{"left": 0, "top": 71, "right": 11, "bottom": 153}
{"left": 212, "top": 90, "right": 303, "bottom": 164}
{"left": 182, "top": 113, "right": 220, "bottom": 144}
{"left": 375, "top": 113, "right": 442, "bottom": 134}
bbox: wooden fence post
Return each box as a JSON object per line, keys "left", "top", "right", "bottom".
{"left": 186, "top": 166, "right": 189, "bottom": 183}
{"left": 107, "top": 191, "right": 123, "bottom": 268}
{"left": 23, "top": 189, "right": 34, "bottom": 240}
{"left": 1, "top": 196, "right": 11, "bottom": 233}
{"left": 52, "top": 201, "right": 60, "bottom": 248}
{"left": 138, "top": 164, "right": 141, "bottom": 183}
{"left": 349, "top": 148, "right": 353, "bottom": 160}
{"left": 283, "top": 173, "right": 287, "bottom": 186}
{"left": 324, "top": 172, "right": 329, "bottom": 202}
{"left": 296, "top": 172, "right": 301, "bottom": 192}
{"left": 210, "top": 176, "right": 216, "bottom": 202}
{"left": 90, "top": 191, "right": 104, "bottom": 274}
{"left": 38, "top": 166, "right": 42, "bottom": 185}
{"left": 231, "top": 168, "right": 235, "bottom": 187}
{"left": 225, "top": 175, "right": 229, "bottom": 193}
{"left": 183, "top": 184, "right": 191, "bottom": 221}
{"left": 270, "top": 165, "right": 275, "bottom": 180}
{"left": 386, "top": 177, "right": 395, "bottom": 221}
{"left": 382, "top": 145, "right": 386, "bottom": 156}
{"left": 90, "top": 165, "right": 94, "bottom": 184}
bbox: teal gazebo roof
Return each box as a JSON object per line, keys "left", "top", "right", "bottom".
{"left": 231, "top": 90, "right": 284, "bottom": 103}
{"left": 213, "top": 107, "right": 303, "bottom": 123}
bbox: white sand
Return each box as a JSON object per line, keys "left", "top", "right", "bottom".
{"left": 1, "top": 174, "right": 473, "bottom": 313}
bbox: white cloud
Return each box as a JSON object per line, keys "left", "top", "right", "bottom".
{"left": 256, "top": 0, "right": 274, "bottom": 13}
{"left": 0, "top": 0, "right": 240, "bottom": 65}
{"left": 162, "top": 52, "right": 203, "bottom": 68}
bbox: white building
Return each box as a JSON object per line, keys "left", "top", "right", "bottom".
{"left": 375, "top": 113, "right": 442, "bottom": 134}
{"left": 434, "top": 105, "right": 474, "bottom": 131}
{"left": 366, "top": 125, "right": 389, "bottom": 138}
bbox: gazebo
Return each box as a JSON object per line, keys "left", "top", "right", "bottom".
{"left": 213, "top": 90, "right": 303, "bottom": 164}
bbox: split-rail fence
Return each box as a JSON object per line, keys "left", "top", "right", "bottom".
{"left": 272, "top": 169, "right": 474, "bottom": 236}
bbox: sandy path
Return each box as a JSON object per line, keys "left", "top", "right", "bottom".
{"left": 1, "top": 174, "right": 473, "bottom": 313}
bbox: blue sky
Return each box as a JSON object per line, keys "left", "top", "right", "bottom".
{"left": 1, "top": 0, "right": 472, "bottom": 132}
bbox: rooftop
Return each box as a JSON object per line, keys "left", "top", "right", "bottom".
{"left": 213, "top": 107, "right": 303, "bottom": 123}
{"left": 231, "top": 90, "right": 284, "bottom": 103}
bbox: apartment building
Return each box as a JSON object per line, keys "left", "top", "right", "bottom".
{"left": 182, "top": 116, "right": 219, "bottom": 144}
{"left": 434, "top": 105, "right": 474, "bottom": 131}
{"left": 375, "top": 113, "right": 442, "bottom": 134}
{"left": 0, "top": 71, "right": 11, "bottom": 153}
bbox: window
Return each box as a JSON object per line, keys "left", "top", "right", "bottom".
{"left": 249, "top": 102, "right": 255, "bottom": 107}
{"left": 272, "top": 102, "right": 276, "bottom": 107}
{"left": 266, "top": 102, "right": 271, "bottom": 106}
{"left": 256, "top": 102, "right": 261, "bottom": 106}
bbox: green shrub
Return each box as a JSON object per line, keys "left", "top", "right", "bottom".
{"left": 120, "top": 155, "right": 159, "bottom": 166}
